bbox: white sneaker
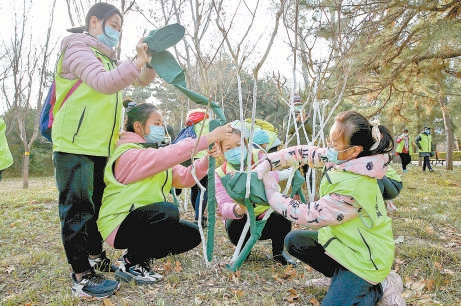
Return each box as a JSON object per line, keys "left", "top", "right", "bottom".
{"left": 114, "top": 256, "right": 163, "bottom": 285}
{"left": 305, "top": 276, "right": 331, "bottom": 288}
{"left": 377, "top": 271, "right": 406, "bottom": 306}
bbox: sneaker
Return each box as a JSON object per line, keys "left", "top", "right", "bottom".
{"left": 305, "top": 276, "right": 331, "bottom": 288}
{"left": 402, "top": 170, "right": 407, "bottom": 173}
{"left": 386, "top": 200, "right": 398, "bottom": 214}
{"left": 273, "top": 251, "right": 297, "bottom": 266}
{"left": 71, "top": 269, "right": 120, "bottom": 298}
{"left": 377, "top": 271, "right": 406, "bottom": 306}
{"left": 115, "top": 256, "right": 163, "bottom": 285}
{"left": 89, "top": 250, "right": 118, "bottom": 272}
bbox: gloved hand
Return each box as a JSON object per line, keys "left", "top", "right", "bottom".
{"left": 277, "top": 167, "right": 294, "bottom": 181}
{"left": 253, "top": 158, "right": 272, "bottom": 179}
{"left": 262, "top": 171, "right": 281, "bottom": 194}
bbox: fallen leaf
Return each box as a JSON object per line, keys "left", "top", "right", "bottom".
{"left": 309, "top": 297, "right": 321, "bottom": 306}
{"left": 174, "top": 261, "right": 182, "bottom": 272}
{"left": 102, "top": 298, "right": 114, "bottom": 306}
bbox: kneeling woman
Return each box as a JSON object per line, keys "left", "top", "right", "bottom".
{"left": 98, "top": 102, "right": 231, "bottom": 285}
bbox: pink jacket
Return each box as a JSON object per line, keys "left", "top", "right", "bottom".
{"left": 262, "top": 145, "right": 390, "bottom": 229}
{"left": 113, "top": 132, "right": 210, "bottom": 187}
{"left": 215, "top": 151, "right": 268, "bottom": 221}
{"left": 59, "top": 33, "right": 155, "bottom": 92}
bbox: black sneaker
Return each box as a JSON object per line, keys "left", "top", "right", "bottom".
{"left": 71, "top": 269, "right": 120, "bottom": 298}
{"left": 89, "top": 250, "right": 118, "bottom": 272}
{"left": 115, "top": 256, "right": 163, "bottom": 285}
{"left": 273, "top": 251, "right": 297, "bottom": 266}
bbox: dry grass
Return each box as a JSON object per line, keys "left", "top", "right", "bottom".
{"left": 0, "top": 162, "right": 460, "bottom": 305}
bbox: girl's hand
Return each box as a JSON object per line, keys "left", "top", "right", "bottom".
{"left": 234, "top": 203, "right": 247, "bottom": 216}
{"left": 135, "top": 38, "right": 150, "bottom": 70}
{"left": 206, "top": 123, "right": 232, "bottom": 144}
{"left": 207, "top": 143, "right": 221, "bottom": 158}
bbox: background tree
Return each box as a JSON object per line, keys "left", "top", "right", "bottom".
{"left": 0, "top": 0, "right": 57, "bottom": 187}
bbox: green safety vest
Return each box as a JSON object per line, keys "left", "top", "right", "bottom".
{"left": 0, "top": 118, "right": 13, "bottom": 171}
{"left": 318, "top": 169, "right": 394, "bottom": 283}
{"left": 417, "top": 133, "right": 432, "bottom": 153}
{"left": 215, "top": 150, "right": 268, "bottom": 217}
{"left": 52, "top": 49, "right": 122, "bottom": 157}
{"left": 98, "top": 143, "right": 172, "bottom": 240}
{"left": 395, "top": 136, "right": 413, "bottom": 154}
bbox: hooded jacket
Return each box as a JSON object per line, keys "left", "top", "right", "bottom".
{"left": 52, "top": 33, "right": 156, "bottom": 156}
{"left": 98, "top": 132, "right": 210, "bottom": 244}
{"left": 260, "top": 145, "right": 394, "bottom": 284}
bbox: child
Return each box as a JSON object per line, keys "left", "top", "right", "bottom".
{"left": 255, "top": 111, "right": 405, "bottom": 305}
{"left": 215, "top": 128, "right": 296, "bottom": 265}
{"left": 53, "top": 2, "right": 156, "bottom": 298}
{"left": 97, "top": 103, "right": 232, "bottom": 285}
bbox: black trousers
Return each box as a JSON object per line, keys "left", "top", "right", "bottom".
{"left": 422, "top": 156, "right": 433, "bottom": 171}
{"left": 114, "top": 202, "right": 201, "bottom": 265}
{"left": 54, "top": 152, "right": 106, "bottom": 273}
{"left": 190, "top": 175, "right": 208, "bottom": 220}
{"left": 399, "top": 153, "right": 411, "bottom": 170}
{"left": 225, "top": 211, "right": 292, "bottom": 256}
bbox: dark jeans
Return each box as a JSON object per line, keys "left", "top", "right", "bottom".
{"left": 377, "top": 176, "right": 403, "bottom": 201}
{"left": 191, "top": 175, "right": 208, "bottom": 221}
{"left": 399, "top": 153, "right": 411, "bottom": 170}
{"left": 225, "top": 211, "right": 292, "bottom": 256}
{"left": 54, "top": 152, "right": 106, "bottom": 274}
{"left": 114, "top": 202, "right": 201, "bottom": 265}
{"left": 422, "top": 156, "right": 433, "bottom": 171}
{"left": 285, "top": 230, "right": 383, "bottom": 305}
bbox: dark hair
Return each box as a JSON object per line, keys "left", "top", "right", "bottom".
{"left": 403, "top": 128, "right": 408, "bottom": 132}
{"left": 218, "top": 128, "right": 243, "bottom": 151}
{"left": 124, "top": 102, "right": 158, "bottom": 132}
{"left": 335, "top": 111, "right": 394, "bottom": 157}
{"left": 67, "top": 3, "right": 123, "bottom": 33}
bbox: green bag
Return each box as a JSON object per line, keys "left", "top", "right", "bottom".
{"left": 220, "top": 171, "right": 269, "bottom": 206}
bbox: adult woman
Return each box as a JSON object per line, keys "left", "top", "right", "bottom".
{"left": 97, "top": 103, "right": 232, "bottom": 285}
{"left": 256, "top": 111, "right": 405, "bottom": 305}
{"left": 215, "top": 128, "right": 296, "bottom": 265}
{"left": 395, "top": 128, "right": 413, "bottom": 172}
{"left": 52, "top": 3, "right": 156, "bottom": 298}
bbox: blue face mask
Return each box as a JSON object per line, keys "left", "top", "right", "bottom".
{"left": 97, "top": 26, "right": 120, "bottom": 48}
{"left": 144, "top": 125, "right": 165, "bottom": 144}
{"left": 326, "top": 146, "right": 354, "bottom": 164}
{"left": 425, "top": 129, "right": 430, "bottom": 135}
{"left": 224, "top": 146, "right": 247, "bottom": 166}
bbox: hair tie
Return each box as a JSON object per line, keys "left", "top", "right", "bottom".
{"left": 126, "top": 101, "right": 137, "bottom": 113}
{"left": 369, "top": 122, "right": 381, "bottom": 150}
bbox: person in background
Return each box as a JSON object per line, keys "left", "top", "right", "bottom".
{"left": 256, "top": 110, "right": 405, "bottom": 305}
{"left": 395, "top": 128, "right": 413, "bottom": 173}
{"left": 415, "top": 127, "right": 434, "bottom": 172}
{"left": 0, "top": 117, "right": 13, "bottom": 181}
{"left": 252, "top": 129, "right": 270, "bottom": 151}
{"left": 183, "top": 108, "right": 211, "bottom": 226}
{"left": 215, "top": 128, "right": 296, "bottom": 266}
{"left": 52, "top": 2, "right": 156, "bottom": 298}
{"left": 97, "top": 103, "right": 232, "bottom": 285}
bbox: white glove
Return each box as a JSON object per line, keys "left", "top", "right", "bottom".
{"left": 277, "top": 168, "right": 294, "bottom": 181}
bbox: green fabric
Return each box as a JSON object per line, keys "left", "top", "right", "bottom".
{"left": 0, "top": 117, "right": 13, "bottom": 171}
{"left": 220, "top": 171, "right": 269, "bottom": 206}
{"left": 52, "top": 48, "right": 122, "bottom": 157}
{"left": 144, "top": 23, "right": 185, "bottom": 53}
{"left": 98, "top": 143, "right": 173, "bottom": 240}
{"left": 149, "top": 50, "right": 226, "bottom": 124}
{"left": 318, "top": 170, "right": 394, "bottom": 283}
{"left": 206, "top": 119, "right": 221, "bottom": 261}
{"left": 226, "top": 198, "right": 268, "bottom": 272}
